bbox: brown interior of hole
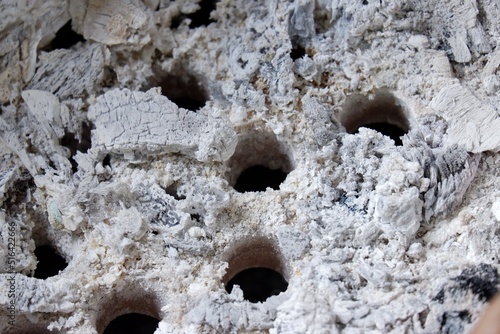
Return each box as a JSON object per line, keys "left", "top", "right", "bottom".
{"left": 339, "top": 91, "right": 410, "bottom": 134}
{"left": 95, "top": 290, "right": 160, "bottom": 334}
{"left": 226, "top": 130, "right": 294, "bottom": 187}
{"left": 159, "top": 74, "right": 207, "bottom": 101}
{"left": 222, "top": 236, "right": 288, "bottom": 285}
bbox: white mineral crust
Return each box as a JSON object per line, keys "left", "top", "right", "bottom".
{"left": 0, "top": 0, "right": 499, "bottom": 333}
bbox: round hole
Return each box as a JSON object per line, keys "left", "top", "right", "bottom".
{"left": 102, "top": 154, "right": 111, "bottom": 167}
{"left": 234, "top": 165, "right": 288, "bottom": 192}
{"left": 226, "top": 130, "right": 294, "bottom": 193}
{"left": 339, "top": 90, "right": 410, "bottom": 146}
{"left": 103, "top": 313, "right": 159, "bottom": 334}
{"left": 166, "top": 182, "right": 186, "bottom": 200}
{"left": 223, "top": 236, "right": 289, "bottom": 303}
{"left": 145, "top": 72, "right": 208, "bottom": 112}
{"left": 95, "top": 289, "right": 161, "bottom": 334}
{"left": 33, "top": 245, "right": 68, "bottom": 279}
{"left": 290, "top": 45, "right": 306, "bottom": 61}
{"left": 226, "top": 267, "right": 288, "bottom": 303}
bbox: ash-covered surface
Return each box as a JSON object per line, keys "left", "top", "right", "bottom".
{"left": 0, "top": 0, "right": 499, "bottom": 333}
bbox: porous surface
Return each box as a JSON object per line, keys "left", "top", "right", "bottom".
{"left": 0, "top": 0, "right": 499, "bottom": 333}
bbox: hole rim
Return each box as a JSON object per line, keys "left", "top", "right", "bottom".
{"left": 144, "top": 70, "right": 209, "bottom": 112}
{"left": 102, "top": 313, "right": 160, "bottom": 334}
{"left": 225, "top": 267, "right": 289, "bottom": 303}
{"left": 222, "top": 236, "right": 290, "bottom": 303}
{"left": 338, "top": 90, "right": 411, "bottom": 146}
{"left": 32, "top": 244, "right": 68, "bottom": 280}
{"left": 95, "top": 288, "right": 161, "bottom": 334}
{"left": 226, "top": 129, "right": 295, "bottom": 192}
{"left": 233, "top": 165, "right": 288, "bottom": 193}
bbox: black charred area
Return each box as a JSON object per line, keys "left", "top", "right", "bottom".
{"left": 433, "top": 288, "right": 445, "bottom": 304}
{"left": 454, "top": 263, "right": 499, "bottom": 301}
{"left": 439, "top": 310, "right": 470, "bottom": 334}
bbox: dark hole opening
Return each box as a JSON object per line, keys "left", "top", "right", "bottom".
{"left": 45, "top": 20, "right": 85, "bottom": 51}
{"left": 226, "top": 267, "right": 288, "bottom": 303}
{"left": 102, "top": 154, "right": 111, "bottom": 167}
{"left": 33, "top": 245, "right": 68, "bottom": 279}
{"left": 166, "top": 183, "right": 186, "bottom": 200}
{"left": 234, "top": 165, "right": 287, "bottom": 193}
{"left": 153, "top": 74, "right": 208, "bottom": 112}
{"left": 355, "top": 122, "right": 406, "bottom": 146}
{"left": 60, "top": 122, "right": 92, "bottom": 172}
{"left": 102, "top": 67, "right": 118, "bottom": 89}
{"left": 190, "top": 213, "right": 202, "bottom": 222}
{"left": 340, "top": 91, "right": 410, "bottom": 146}
{"left": 103, "top": 313, "right": 160, "bottom": 334}
{"left": 171, "top": 0, "right": 217, "bottom": 29}
{"left": 290, "top": 45, "right": 306, "bottom": 60}
{"left": 169, "top": 97, "right": 205, "bottom": 111}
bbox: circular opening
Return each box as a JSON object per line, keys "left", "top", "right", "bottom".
{"left": 339, "top": 90, "right": 410, "bottom": 146}
{"left": 95, "top": 289, "right": 160, "bottom": 334}
{"left": 226, "top": 268, "right": 288, "bottom": 303}
{"left": 227, "top": 130, "right": 294, "bottom": 193}
{"left": 103, "top": 313, "right": 159, "bottom": 334}
{"left": 33, "top": 245, "right": 68, "bottom": 279}
{"left": 290, "top": 45, "right": 306, "bottom": 61}
{"left": 145, "top": 71, "right": 208, "bottom": 112}
{"left": 234, "top": 165, "right": 288, "bottom": 192}
{"left": 223, "top": 236, "right": 289, "bottom": 303}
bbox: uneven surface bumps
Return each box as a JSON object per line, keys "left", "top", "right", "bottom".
{"left": 0, "top": 0, "right": 499, "bottom": 333}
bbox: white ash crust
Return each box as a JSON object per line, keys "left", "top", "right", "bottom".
{"left": 88, "top": 88, "right": 237, "bottom": 162}
{"left": 0, "top": 0, "right": 499, "bottom": 333}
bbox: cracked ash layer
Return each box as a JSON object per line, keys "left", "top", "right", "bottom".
{"left": 0, "top": 0, "right": 500, "bottom": 333}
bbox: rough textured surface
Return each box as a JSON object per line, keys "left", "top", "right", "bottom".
{"left": 0, "top": 0, "right": 499, "bottom": 333}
